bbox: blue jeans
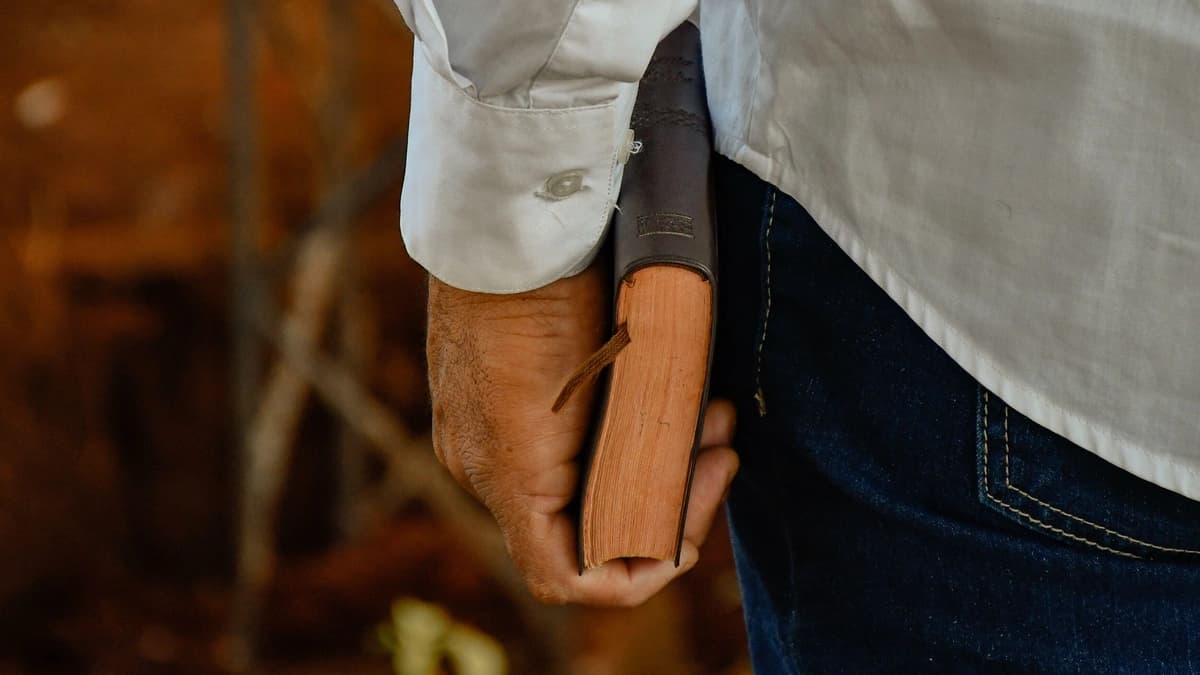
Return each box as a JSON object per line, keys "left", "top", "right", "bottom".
{"left": 711, "top": 156, "right": 1200, "bottom": 674}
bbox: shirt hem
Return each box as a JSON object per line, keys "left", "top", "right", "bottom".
{"left": 716, "top": 134, "right": 1200, "bottom": 503}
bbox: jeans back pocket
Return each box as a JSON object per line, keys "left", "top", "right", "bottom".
{"left": 976, "top": 386, "right": 1200, "bottom": 561}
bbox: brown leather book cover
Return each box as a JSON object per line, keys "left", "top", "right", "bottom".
{"left": 576, "top": 22, "right": 717, "bottom": 571}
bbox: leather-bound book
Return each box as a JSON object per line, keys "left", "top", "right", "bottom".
{"left": 575, "top": 23, "right": 717, "bottom": 571}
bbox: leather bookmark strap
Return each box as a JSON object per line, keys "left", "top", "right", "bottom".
{"left": 551, "top": 323, "right": 631, "bottom": 413}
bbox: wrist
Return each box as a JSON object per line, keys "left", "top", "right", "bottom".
{"left": 428, "top": 265, "right": 606, "bottom": 333}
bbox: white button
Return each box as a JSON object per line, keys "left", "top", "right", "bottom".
{"left": 544, "top": 171, "right": 584, "bottom": 199}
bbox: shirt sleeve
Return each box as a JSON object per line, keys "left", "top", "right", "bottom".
{"left": 394, "top": 0, "right": 698, "bottom": 293}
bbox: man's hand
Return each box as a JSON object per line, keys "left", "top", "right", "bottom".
{"left": 426, "top": 264, "right": 739, "bottom": 607}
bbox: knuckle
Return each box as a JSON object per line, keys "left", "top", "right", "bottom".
{"left": 431, "top": 439, "right": 478, "bottom": 500}
{"left": 486, "top": 492, "right": 530, "bottom": 541}
{"left": 429, "top": 433, "right": 458, "bottom": 472}
{"left": 445, "top": 457, "right": 470, "bottom": 490}
{"left": 430, "top": 424, "right": 495, "bottom": 499}
{"left": 462, "top": 453, "right": 499, "bottom": 500}
{"left": 431, "top": 435, "right": 450, "bottom": 469}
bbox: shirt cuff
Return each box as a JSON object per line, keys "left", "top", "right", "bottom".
{"left": 400, "top": 47, "right": 637, "bottom": 294}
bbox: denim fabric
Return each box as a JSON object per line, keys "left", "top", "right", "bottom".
{"left": 711, "top": 156, "right": 1200, "bottom": 674}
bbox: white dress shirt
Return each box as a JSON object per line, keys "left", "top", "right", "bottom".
{"left": 394, "top": 1, "right": 1200, "bottom": 500}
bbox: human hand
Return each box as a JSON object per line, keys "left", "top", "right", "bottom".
{"left": 426, "top": 264, "right": 738, "bottom": 606}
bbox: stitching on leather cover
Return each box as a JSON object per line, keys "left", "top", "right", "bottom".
{"left": 630, "top": 105, "right": 707, "bottom": 135}
{"left": 642, "top": 56, "right": 695, "bottom": 85}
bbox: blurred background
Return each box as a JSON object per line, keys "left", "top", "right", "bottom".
{"left": 0, "top": 1, "right": 748, "bottom": 673}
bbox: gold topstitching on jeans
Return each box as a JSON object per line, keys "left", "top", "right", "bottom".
{"left": 982, "top": 391, "right": 1140, "bottom": 559}
{"left": 753, "top": 189, "right": 777, "bottom": 418}
{"left": 997, "top": 399, "right": 1200, "bottom": 556}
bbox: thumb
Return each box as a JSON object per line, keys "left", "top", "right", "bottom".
{"left": 680, "top": 443, "right": 740, "bottom": 556}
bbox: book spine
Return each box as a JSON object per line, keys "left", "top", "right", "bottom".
{"left": 612, "top": 22, "right": 716, "bottom": 285}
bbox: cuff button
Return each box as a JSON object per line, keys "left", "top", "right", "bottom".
{"left": 543, "top": 171, "right": 584, "bottom": 199}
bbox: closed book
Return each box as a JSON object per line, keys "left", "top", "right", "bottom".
{"left": 575, "top": 23, "right": 717, "bottom": 571}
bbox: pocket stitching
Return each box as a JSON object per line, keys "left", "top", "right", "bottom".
{"left": 990, "top": 393, "right": 1200, "bottom": 557}
{"left": 982, "top": 390, "right": 1141, "bottom": 559}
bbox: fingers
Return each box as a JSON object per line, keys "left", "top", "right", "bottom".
{"left": 502, "top": 443, "right": 739, "bottom": 609}
{"left": 451, "top": 394, "right": 740, "bottom": 609}
{"left": 700, "top": 398, "right": 736, "bottom": 448}
{"left": 683, "top": 397, "right": 740, "bottom": 546}
{"left": 682, "top": 444, "right": 739, "bottom": 547}
{"left": 502, "top": 509, "right": 694, "bottom": 608}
